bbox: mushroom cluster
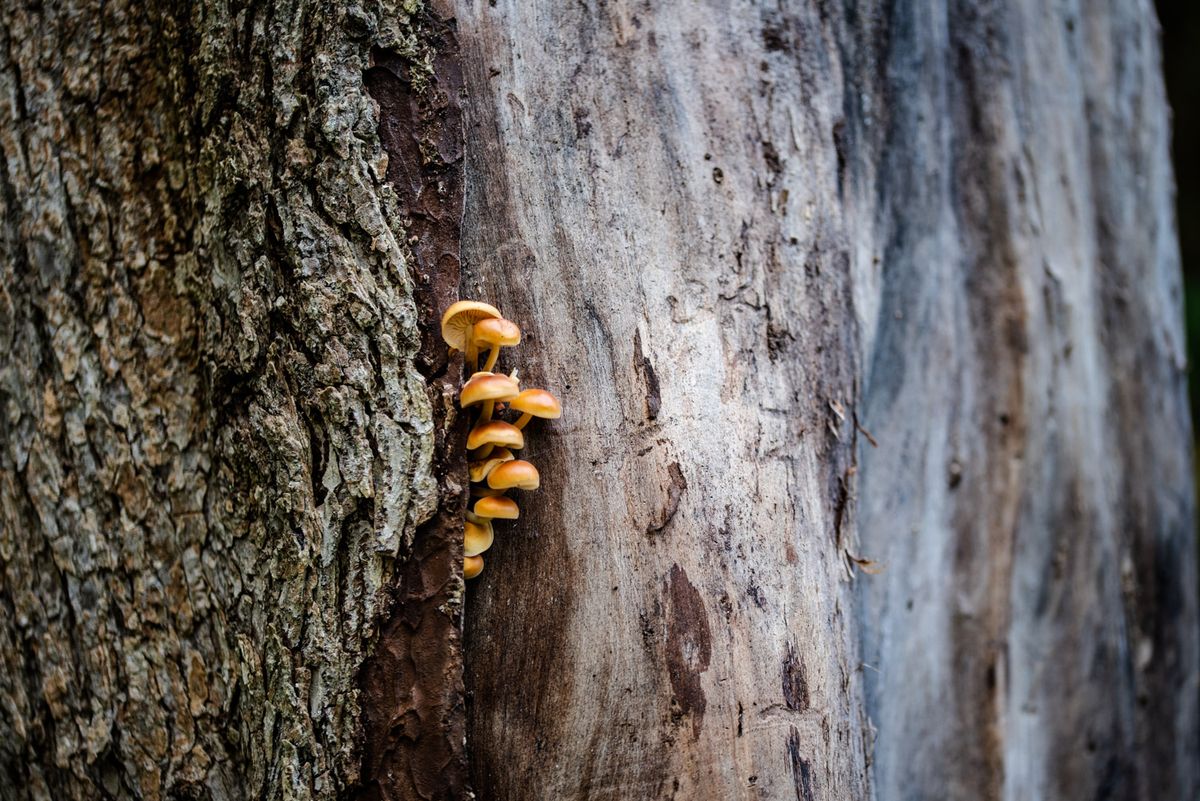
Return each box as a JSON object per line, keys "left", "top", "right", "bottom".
{"left": 441, "top": 301, "right": 562, "bottom": 581}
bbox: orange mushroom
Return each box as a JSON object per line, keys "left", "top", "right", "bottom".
{"left": 509, "top": 388, "right": 562, "bottom": 430}
{"left": 473, "top": 317, "right": 521, "bottom": 372}
{"left": 487, "top": 459, "right": 540, "bottom": 491}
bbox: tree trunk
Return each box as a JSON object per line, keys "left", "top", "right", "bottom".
{"left": 0, "top": 3, "right": 1196, "bottom": 801}
{"left": 0, "top": 2, "right": 467, "bottom": 799}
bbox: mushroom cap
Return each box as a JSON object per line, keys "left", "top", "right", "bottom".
{"left": 463, "top": 555, "right": 484, "bottom": 579}
{"left": 460, "top": 372, "right": 520, "bottom": 408}
{"left": 469, "top": 448, "right": 514, "bottom": 483}
{"left": 441, "top": 301, "right": 501, "bottom": 351}
{"left": 510, "top": 388, "right": 562, "bottom": 419}
{"left": 487, "top": 459, "right": 540, "bottom": 491}
{"left": 473, "top": 317, "right": 521, "bottom": 347}
{"left": 474, "top": 495, "right": 519, "bottom": 520}
{"left": 464, "top": 519, "right": 494, "bottom": 557}
{"left": 467, "top": 421, "right": 524, "bottom": 451}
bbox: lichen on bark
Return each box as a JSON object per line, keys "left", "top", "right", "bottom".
{"left": 0, "top": 1, "right": 461, "bottom": 799}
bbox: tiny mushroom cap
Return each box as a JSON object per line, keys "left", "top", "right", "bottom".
{"left": 441, "top": 301, "right": 501, "bottom": 360}
{"left": 467, "top": 420, "right": 524, "bottom": 451}
{"left": 474, "top": 495, "right": 519, "bottom": 520}
{"left": 463, "top": 555, "right": 484, "bottom": 580}
{"left": 464, "top": 519, "right": 494, "bottom": 557}
{"left": 473, "top": 318, "right": 521, "bottom": 371}
{"left": 510, "top": 388, "right": 562, "bottom": 429}
{"left": 460, "top": 372, "right": 520, "bottom": 409}
{"left": 469, "top": 448, "right": 514, "bottom": 483}
{"left": 487, "top": 459, "right": 540, "bottom": 491}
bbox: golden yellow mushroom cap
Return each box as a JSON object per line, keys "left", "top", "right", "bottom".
{"left": 467, "top": 420, "right": 524, "bottom": 451}
{"left": 510, "top": 388, "right": 562, "bottom": 419}
{"left": 473, "top": 317, "right": 521, "bottom": 348}
{"left": 487, "top": 459, "right": 540, "bottom": 491}
{"left": 464, "top": 555, "right": 484, "bottom": 579}
{"left": 441, "top": 301, "right": 501, "bottom": 351}
{"left": 460, "top": 372, "right": 520, "bottom": 407}
{"left": 464, "top": 519, "right": 494, "bottom": 557}
{"left": 474, "top": 495, "right": 519, "bottom": 520}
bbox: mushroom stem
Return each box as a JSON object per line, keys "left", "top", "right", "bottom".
{"left": 481, "top": 400, "right": 495, "bottom": 422}
{"left": 465, "top": 339, "right": 479, "bottom": 372}
{"left": 474, "top": 443, "right": 496, "bottom": 459}
{"left": 482, "top": 344, "right": 501, "bottom": 372}
{"left": 514, "top": 412, "right": 533, "bottom": 430}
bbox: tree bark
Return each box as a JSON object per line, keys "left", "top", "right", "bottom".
{"left": 0, "top": 2, "right": 1196, "bottom": 801}
{"left": 0, "top": 1, "right": 466, "bottom": 799}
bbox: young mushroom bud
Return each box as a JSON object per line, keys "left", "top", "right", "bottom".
{"left": 474, "top": 495, "right": 519, "bottom": 520}
{"left": 464, "top": 555, "right": 484, "bottom": 580}
{"left": 441, "top": 301, "right": 501, "bottom": 370}
{"left": 473, "top": 317, "right": 521, "bottom": 372}
{"left": 509, "top": 388, "right": 562, "bottom": 430}
{"left": 487, "top": 459, "right": 540, "bottom": 491}
{"left": 464, "top": 519, "right": 494, "bottom": 557}
{"left": 461, "top": 372, "right": 520, "bottom": 421}
{"left": 467, "top": 420, "right": 524, "bottom": 453}
{"left": 469, "top": 447, "right": 515, "bottom": 483}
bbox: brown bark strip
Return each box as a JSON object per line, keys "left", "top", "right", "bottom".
{"left": 357, "top": 5, "right": 468, "bottom": 801}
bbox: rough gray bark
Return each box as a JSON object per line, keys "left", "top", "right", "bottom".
{"left": 0, "top": 1, "right": 1195, "bottom": 801}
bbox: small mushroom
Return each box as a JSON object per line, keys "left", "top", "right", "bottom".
{"left": 509, "top": 388, "right": 562, "bottom": 430}
{"left": 460, "top": 372, "right": 520, "bottom": 421}
{"left": 467, "top": 420, "right": 524, "bottom": 452}
{"left": 473, "top": 317, "right": 521, "bottom": 372}
{"left": 464, "top": 555, "right": 484, "bottom": 580}
{"left": 469, "top": 447, "right": 515, "bottom": 483}
{"left": 464, "top": 519, "right": 494, "bottom": 557}
{"left": 474, "top": 496, "right": 519, "bottom": 520}
{"left": 441, "top": 301, "right": 501, "bottom": 369}
{"left": 487, "top": 459, "right": 540, "bottom": 491}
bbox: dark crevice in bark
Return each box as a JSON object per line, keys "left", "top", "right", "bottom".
{"left": 356, "top": 5, "right": 469, "bottom": 800}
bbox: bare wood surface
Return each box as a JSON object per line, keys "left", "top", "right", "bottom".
{"left": 459, "top": 3, "right": 872, "bottom": 799}
{"left": 457, "top": 1, "right": 1197, "bottom": 799}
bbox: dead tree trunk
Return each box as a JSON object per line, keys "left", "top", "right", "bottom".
{"left": 0, "top": 1, "right": 1195, "bottom": 801}
{"left": 457, "top": 1, "right": 1197, "bottom": 800}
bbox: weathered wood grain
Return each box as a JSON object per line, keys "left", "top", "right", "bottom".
{"left": 459, "top": 3, "right": 871, "bottom": 799}
{"left": 457, "top": 0, "right": 1197, "bottom": 799}
{"left": 849, "top": 2, "right": 1199, "bottom": 799}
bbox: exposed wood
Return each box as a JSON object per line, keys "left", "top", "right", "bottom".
{"left": 457, "top": 1, "right": 1197, "bottom": 799}
{"left": 850, "top": 3, "right": 1199, "bottom": 799}
{"left": 458, "top": 3, "right": 871, "bottom": 799}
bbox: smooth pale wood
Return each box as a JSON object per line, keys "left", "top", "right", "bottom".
{"left": 459, "top": 3, "right": 871, "bottom": 800}
{"left": 458, "top": 1, "right": 1197, "bottom": 800}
